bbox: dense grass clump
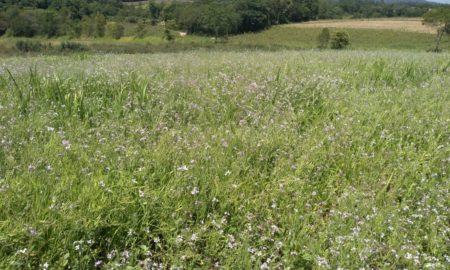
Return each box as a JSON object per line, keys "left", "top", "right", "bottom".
{"left": 0, "top": 51, "right": 449, "bottom": 269}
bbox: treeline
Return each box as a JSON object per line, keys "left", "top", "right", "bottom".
{"left": 167, "top": 0, "right": 320, "bottom": 36}
{"left": 331, "top": 0, "right": 431, "bottom": 18}
{"left": 0, "top": 0, "right": 123, "bottom": 17}
{"left": 164, "top": 0, "right": 432, "bottom": 36}
{"left": 0, "top": 0, "right": 437, "bottom": 38}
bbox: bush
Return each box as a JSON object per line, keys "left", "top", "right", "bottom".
{"left": 106, "top": 22, "right": 125, "bottom": 40}
{"left": 317, "top": 28, "right": 330, "bottom": 49}
{"left": 164, "top": 29, "right": 175, "bottom": 42}
{"left": 331, "top": 31, "right": 350, "bottom": 49}
{"left": 94, "top": 13, "right": 106, "bottom": 37}
{"left": 59, "top": 42, "right": 87, "bottom": 52}
{"left": 15, "top": 40, "right": 43, "bottom": 52}
{"left": 135, "top": 22, "right": 146, "bottom": 38}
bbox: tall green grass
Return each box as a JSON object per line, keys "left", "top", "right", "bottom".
{"left": 0, "top": 51, "right": 449, "bottom": 269}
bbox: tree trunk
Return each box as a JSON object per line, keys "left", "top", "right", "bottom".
{"left": 435, "top": 27, "right": 444, "bottom": 52}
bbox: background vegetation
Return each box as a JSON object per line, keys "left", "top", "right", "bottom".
{"left": 0, "top": 0, "right": 440, "bottom": 39}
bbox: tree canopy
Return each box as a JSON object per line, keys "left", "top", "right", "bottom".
{"left": 423, "top": 7, "right": 450, "bottom": 51}
{"left": 0, "top": 0, "right": 441, "bottom": 38}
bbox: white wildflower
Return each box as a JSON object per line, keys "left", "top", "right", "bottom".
{"left": 191, "top": 186, "right": 199, "bottom": 195}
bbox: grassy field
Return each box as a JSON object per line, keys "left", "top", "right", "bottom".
{"left": 0, "top": 18, "right": 448, "bottom": 54}
{"left": 0, "top": 50, "right": 449, "bottom": 269}
{"left": 230, "top": 26, "right": 450, "bottom": 51}
{"left": 287, "top": 18, "right": 437, "bottom": 34}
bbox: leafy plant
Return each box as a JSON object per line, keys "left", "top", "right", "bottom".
{"left": 106, "top": 22, "right": 125, "bottom": 40}
{"left": 16, "top": 40, "right": 43, "bottom": 52}
{"left": 331, "top": 31, "right": 350, "bottom": 49}
{"left": 59, "top": 42, "right": 87, "bottom": 52}
{"left": 423, "top": 7, "right": 450, "bottom": 52}
{"left": 164, "top": 29, "right": 175, "bottom": 42}
{"left": 317, "top": 28, "right": 330, "bottom": 49}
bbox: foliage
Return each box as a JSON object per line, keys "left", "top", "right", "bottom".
{"left": 236, "top": 0, "right": 268, "bottom": 33}
{"left": 15, "top": 40, "right": 44, "bottom": 52}
{"left": 59, "top": 42, "right": 87, "bottom": 52}
{"left": 15, "top": 40, "right": 87, "bottom": 53}
{"left": 81, "top": 16, "right": 95, "bottom": 37}
{"left": 0, "top": 0, "right": 439, "bottom": 39}
{"left": 106, "top": 22, "right": 125, "bottom": 40}
{"left": 331, "top": 31, "right": 350, "bottom": 49}
{"left": 317, "top": 28, "right": 330, "bottom": 49}
{"left": 423, "top": 7, "right": 450, "bottom": 52}
{"left": 0, "top": 51, "right": 448, "bottom": 269}
{"left": 4, "top": 7, "right": 38, "bottom": 37}
{"left": 164, "top": 29, "right": 175, "bottom": 42}
{"left": 80, "top": 13, "right": 107, "bottom": 38}
{"left": 94, "top": 12, "right": 106, "bottom": 38}
{"left": 149, "top": 2, "right": 161, "bottom": 25}
{"left": 135, "top": 22, "right": 147, "bottom": 38}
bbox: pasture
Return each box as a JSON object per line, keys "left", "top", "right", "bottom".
{"left": 286, "top": 18, "right": 437, "bottom": 34}
{"left": 0, "top": 50, "right": 449, "bottom": 269}
{"left": 230, "top": 19, "right": 449, "bottom": 51}
{"left": 1, "top": 17, "right": 449, "bottom": 55}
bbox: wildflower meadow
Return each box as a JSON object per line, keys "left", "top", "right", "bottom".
{"left": 0, "top": 50, "right": 449, "bottom": 269}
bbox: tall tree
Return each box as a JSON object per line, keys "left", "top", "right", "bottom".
{"left": 94, "top": 12, "right": 106, "bottom": 37}
{"left": 423, "top": 7, "right": 450, "bottom": 52}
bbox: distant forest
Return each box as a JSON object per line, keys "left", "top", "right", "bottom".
{"left": 0, "top": 0, "right": 439, "bottom": 38}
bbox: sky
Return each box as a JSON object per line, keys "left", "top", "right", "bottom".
{"left": 428, "top": 0, "right": 450, "bottom": 3}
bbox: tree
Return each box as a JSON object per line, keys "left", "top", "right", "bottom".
{"left": 94, "top": 12, "right": 106, "bottom": 37}
{"left": 198, "top": 4, "right": 240, "bottom": 38}
{"left": 135, "top": 22, "right": 146, "bottom": 38}
{"left": 149, "top": 2, "right": 160, "bottom": 25}
{"left": 41, "top": 10, "right": 59, "bottom": 37}
{"left": 0, "top": 12, "right": 8, "bottom": 36}
{"left": 266, "top": 0, "right": 291, "bottom": 25}
{"left": 5, "top": 7, "right": 38, "bottom": 37}
{"left": 81, "top": 16, "right": 95, "bottom": 37}
{"left": 68, "top": 21, "right": 82, "bottom": 38}
{"left": 236, "top": 0, "right": 268, "bottom": 33}
{"left": 106, "top": 22, "right": 124, "bottom": 39}
{"left": 423, "top": 8, "right": 450, "bottom": 52}
{"left": 317, "top": 28, "right": 330, "bottom": 49}
{"left": 331, "top": 31, "right": 350, "bottom": 49}
{"left": 164, "top": 29, "right": 174, "bottom": 42}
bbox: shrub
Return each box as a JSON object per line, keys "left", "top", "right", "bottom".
{"left": 68, "top": 22, "right": 82, "bottom": 38}
{"left": 331, "top": 31, "right": 350, "bottom": 49}
{"left": 81, "top": 16, "right": 95, "bottom": 37}
{"left": 15, "top": 40, "right": 43, "bottom": 52}
{"left": 106, "top": 22, "right": 125, "bottom": 40}
{"left": 59, "top": 42, "right": 87, "bottom": 52}
{"left": 135, "top": 22, "right": 146, "bottom": 38}
{"left": 164, "top": 29, "right": 175, "bottom": 42}
{"left": 317, "top": 28, "right": 330, "bottom": 49}
{"left": 94, "top": 13, "right": 106, "bottom": 37}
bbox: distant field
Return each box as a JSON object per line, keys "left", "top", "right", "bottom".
{"left": 0, "top": 18, "right": 447, "bottom": 54}
{"left": 287, "top": 18, "right": 437, "bottom": 34}
{"left": 230, "top": 26, "right": 449, "bottom": 51}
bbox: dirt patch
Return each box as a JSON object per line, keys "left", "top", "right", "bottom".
{"left": 286, "top": 18, "right": 437, "bottom": 34}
